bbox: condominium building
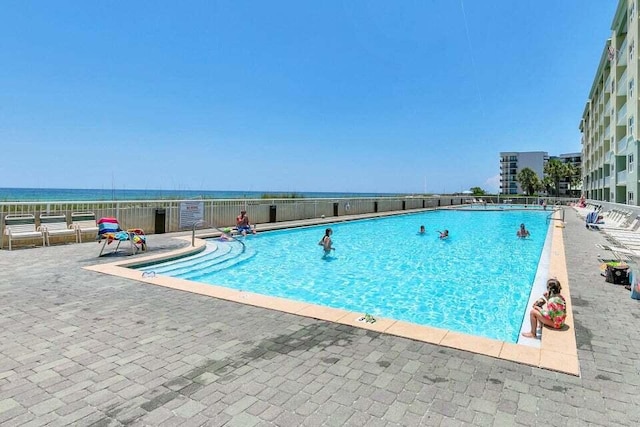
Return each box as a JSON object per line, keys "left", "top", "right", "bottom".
{"left": 580, "top": 0, "right": 639, "bottom": 205}
{"left": 499, "top": 151, "right": 548, "bottom": 195}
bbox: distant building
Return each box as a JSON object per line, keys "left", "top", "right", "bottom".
{"left": 499, "top": 151, "right": 548, "bottom": 195}
{"left": 499, "top": 151, "right": 582, "bottom": 195}
{"left": 580, "top": 0, "right": 639, "bottom": 205}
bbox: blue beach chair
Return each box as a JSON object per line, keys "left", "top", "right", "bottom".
{"left": 97, "top": 217, "right": 147, "bottom": 256}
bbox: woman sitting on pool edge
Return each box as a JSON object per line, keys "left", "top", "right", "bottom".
{"left": 521, "top": 278, "right": 566, "bottom": 339}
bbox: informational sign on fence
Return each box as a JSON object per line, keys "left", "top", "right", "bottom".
{"left": 179, "top": 201, "right": 204, "bottom": 229}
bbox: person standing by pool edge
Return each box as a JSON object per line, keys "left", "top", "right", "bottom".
{"left": 319, "top": 228, "right": 335, "bottom": 258}
{"left": 236, "top": 209, "right": 256, "bottom": 236}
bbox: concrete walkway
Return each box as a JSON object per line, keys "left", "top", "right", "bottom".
{"left": 0, "top": 210, "right": 639, "bottom": 426}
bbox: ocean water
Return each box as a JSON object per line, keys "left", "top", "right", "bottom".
{"left": 0, "top": 187, "right": 405, "bottom": 202}
{"left": 141, "top": 210, "right": 550, "bottom": 343}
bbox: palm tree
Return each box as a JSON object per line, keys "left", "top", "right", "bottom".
{"left": 544, "top": 159, "right": 566, "bottom": 196}
{"left": 541, "top": 176, "right": 554, "bottom": 196}
{"left": 564, "top": 163, "right": 581, "bottom": 196}
{"left": 516, "top": 168, "right": 540, "bottom": 196}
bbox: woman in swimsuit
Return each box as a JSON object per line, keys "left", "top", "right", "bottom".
{"left": 517, "top": 223, "right": 530, "bottom": 238}
{"left": 318, "top": 228, "right": 335, "bottom": 258}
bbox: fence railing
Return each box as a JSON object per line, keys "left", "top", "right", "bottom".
{"left": 0, "top": 195, "right": 580, "bottom": 249}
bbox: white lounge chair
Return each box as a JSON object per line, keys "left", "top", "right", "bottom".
{"left": 599, "top": 215, "right": 640, "bottom": 234}
{"left": 3, "top": 214, "right": 46, "bottom": 250}
{"left": 71, "top": 212, "right": 99, "bottom": 243}
{"left": 39, "top": 214, "right": 76, "bottom": 246}
{"left": 596, "top": 243, "right": 640, "bottom": 258}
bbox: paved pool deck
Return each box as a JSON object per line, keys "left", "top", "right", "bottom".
{"left": 0, "top": 208, "right": 639, "bottom": 426}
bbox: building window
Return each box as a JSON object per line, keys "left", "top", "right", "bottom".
{"left": 630, "top": 116, "right": 635, "bottom": 137}
{"left": 632, "top": 2, "right": 636, "bottom": 21}
{"left": 630, "top": 154, "right": 635, "bottom": 174}
{"left": 630, "top": 78, "right": 635, "bottom": 99}
{"left": 629, "top": 192, "right": 634, "bottom": 203}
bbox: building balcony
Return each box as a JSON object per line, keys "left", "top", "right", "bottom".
{"left": 617, "top": 170, "right": 627, "bottom": 185}
{"left": 605, "top": 98, "right": 612, "bottom": 116}
{"left": 605, "top": 150, "right": 614, "bottom": 164}
{"left": 604, "top": 124, "right": 612, "bottom": 138}
{"left": 617, "top": 102, "right": 627, "bottom": 126}
{"left": 617, "top": 70, "right": 628, "bottom": 96}
{"left": 617, "top": 134, "right": 628, "bottom": 152}
{"left": 605, "top": 73, "right": 613, "bottom": 93}
{"left": 618, "top": 38, "right": 628, "bottom": 67}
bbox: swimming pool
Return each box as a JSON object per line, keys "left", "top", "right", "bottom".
{"left": 142, "top": 210, "right": 551, "bottom": 343}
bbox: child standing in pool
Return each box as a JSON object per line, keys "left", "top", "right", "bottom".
{"left": 319, "top": 228, "right": 335, "bottom": 258}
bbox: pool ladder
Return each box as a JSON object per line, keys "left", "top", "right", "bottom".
{"left": 191, "top": 220, "right": 246, "bottom": 253}
{"left": 546, "top": 207, "right": 565, "bottom": 225}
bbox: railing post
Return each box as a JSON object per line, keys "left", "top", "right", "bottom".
{"left": 192, "top": 219, "right": 206, "bottom": 247}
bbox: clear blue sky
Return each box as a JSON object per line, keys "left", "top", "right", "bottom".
{"left": 0, "top": 1, "right": 617, "bottom": 194}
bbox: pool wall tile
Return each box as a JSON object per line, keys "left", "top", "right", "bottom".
{"left": 336, "top": 314, "right": 396, "bottom": 333}
{"left": 297, "top": 306, "right": 352, "bottom": 322}
{"left": 385, "top": 321, "right": 447, "bottom": 344}
{"left": 440, "top": 331, "right": 504, "bottom": 358}
{"left": 499, "top": 343, "right": 540, "bottom": 367}
{"left": 539, "top": 349, "right": 580, "bottom": 376}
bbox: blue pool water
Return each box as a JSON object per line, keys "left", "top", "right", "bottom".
{"left": 142, "top": 210, "right": 551, "bottom": 342}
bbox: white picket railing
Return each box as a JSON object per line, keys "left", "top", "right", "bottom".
{"left": 0, "top": 195, "right": 579, "bottom": 249}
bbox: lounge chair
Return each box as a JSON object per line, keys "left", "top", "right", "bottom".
{"left": 3, "top": 214, "right": 46, "bottom": 250}
{"left": 600, "top": 216, "right": 640, "bottom": 235}
{"left": 596, "top": 243, "right": 640, "bottom": 258}
{"left": 97, "top": 217, "right": 147, "bottom": 257}
{"left": 586, "top": 211, "right": 604, "bottom": 229}
{"left": 39, "top": 214, "right": 76, "bottom": 246}
{"left": 606, "top": 233, "right": 640, "bottom": 250}
{"left": 71, "top": 212, "right": 99, "bottom": 243}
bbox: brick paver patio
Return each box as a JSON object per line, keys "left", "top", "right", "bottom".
{"left": 1, "top": 210, "right": 639, "bottom": 426}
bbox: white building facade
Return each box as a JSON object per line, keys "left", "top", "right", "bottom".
{"left": 499, "top": 151, "right": 548, "bottom": 195}
{"left": 580, "top": 0, "right": 640, "bottom": 205}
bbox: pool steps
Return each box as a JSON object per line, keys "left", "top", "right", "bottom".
{"left": 145, "top": 240, "right": 256, "bottom": 278}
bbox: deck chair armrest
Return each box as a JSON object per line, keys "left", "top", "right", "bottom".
{"left": 37, "top": 225, "right": 47, "bottom": 232}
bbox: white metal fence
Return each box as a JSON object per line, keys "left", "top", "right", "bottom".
{"left": 0, "top": 195, "right": 579, "bottom": 249}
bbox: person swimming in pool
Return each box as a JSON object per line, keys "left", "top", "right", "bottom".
{"left": 438, "top": 229, "right": 449, "bottom": 239}
{"left": 517, "top": 223, "right": 530, "bottom": 238}
{"left": 318, "top": 228, "right": 335, "bottom": 258}
{"left": 418, "top": 225, "right": 426, "bottom": 235}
